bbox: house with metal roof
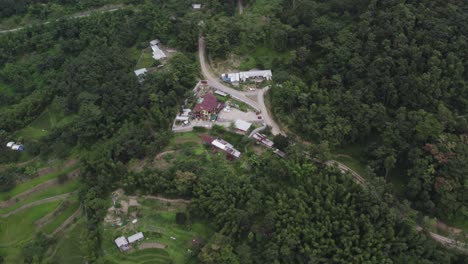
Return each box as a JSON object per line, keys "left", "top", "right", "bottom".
{"left": 212, "top": 139, "right": 241, "bottom": 158}
{"left": 252, "top": 133, "right": 274, "bottom": 148}
{"left": 128, "top": 232, "right": 144, "bottom": 244}
{"left": 151, "top": 45, "right": 167, "bottom": 60}
{"left": 221, "top": 70, "right": 272, "bottom": 83}
{"left": 115, "top": 236, "right": 130, "bottom": 252}
{"left": 234, "top": 120, "right": 252, "bottom": 133}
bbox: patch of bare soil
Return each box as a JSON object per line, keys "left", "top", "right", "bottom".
{"left": 139, "top": 242, "right": 167, "bottom": 249}
{"left": 437, "top": 220, "right": 463, "bottom": 235}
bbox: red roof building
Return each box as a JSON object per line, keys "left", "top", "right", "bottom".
{"left": 193, "top": 94, "right": 223, "bottom": 120}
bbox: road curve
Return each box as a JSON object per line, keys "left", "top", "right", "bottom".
{"left": 198, "top": 37, "right": 260, "bottom": 112}
{"left": 198, "top": 36, "right": 284, "bottom": 135}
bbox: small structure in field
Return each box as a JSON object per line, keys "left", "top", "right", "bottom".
{"left": 150, "top": 39, "right": 167, "bottom": 60}
{"left": 6, "top": 142, "right": 24, "bottom": 151}
{"left": 234, "top": 120, "right": 252, "bottom": 134}
{"left": 273, "top": 148, "right": 286, "bottom": 158}
{"left": 128, "top": 232, "right": 144, "bottom": 244}
{"left": 193, "top": 94, "right": 223, "bottom": 121}
{"left": 134, "top": 68, "right": 148, "bottom": 83}
{"left": 192, "top": 4, "right": 201, "bottom": 9}
{"left": 212, "top": 138, "right": 241, "bottom": 158}
{"left": 202, "top": 136, "right": 242, "bottom": 159}
{"left": 252, "top": 133, "right": 274, "bottom": 148}
{"left": 149, "top": 39, "right": 160, "bottom": 46}
{"left": 115, "top": 236, "right": 130, "bottom": 252}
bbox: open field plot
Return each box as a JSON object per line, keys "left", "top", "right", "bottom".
{"left": 0, "top": 179, "right": 79, "bottom": 215}
{"left": 0, "top": 164, "right": 78, "bottom": 201}
{"left": 42, "top": 198, "right": 80, "bottom": 234}
{"left": 15, "top": 99, "right": 75, "bottom": 140}
{"left": 0, "top": 201, "right": 62, "bottom": 263}
{"left": 49, "top": 219, "right": 87, "bottom": 264}
{"left": 135, "top": 48, "right": 155, "bottom": 69}
{"left": 101, "top": 195, "right": 213, "bottom": 264}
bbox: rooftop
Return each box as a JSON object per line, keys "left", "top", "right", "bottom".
{"left": 234, "top": 120, "right": 252, "bottom": 132}
{"left": 128, "top": 232, "right": 144, "bottom": 243}
{"left": 193, "top": 94, "right": 220, "bottom": 113}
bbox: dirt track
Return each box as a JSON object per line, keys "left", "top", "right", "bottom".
{"left": 0, "top": 167, "right": 79, "bottom": 209}
{"left": 1, "top": 193, "right": 72, "bottom": 218}
{"left": 51, "top": 206, "right": 82, "bottom": 235}
{"left": 139, "top": 242, "right": 167, "bottom": 249}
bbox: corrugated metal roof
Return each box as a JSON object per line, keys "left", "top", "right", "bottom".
{"left": 128, "top": 232, "right": 144, "bottom": 243}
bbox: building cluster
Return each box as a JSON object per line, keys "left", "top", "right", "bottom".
{"left": 202, "top": 136, "right": 241, "bottom": 159}
{"left": 6, "top": 141, "right": 24, "bottom": 151}
{"left": 134, "top": 39, "right": 168, "bottom": 82}
{"left": 221, "top": 70, "right": 272, "bottom": 83}
{"left": 115, "top": 232, "right": 144, "bottom": 252}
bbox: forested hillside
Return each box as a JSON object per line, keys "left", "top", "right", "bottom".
{"left": 202, "top": 0, "right": 467, "bottom": 224}
{"left": 0, "top": 0, "right": 466, "bottom": 262}
{"left": 272, "top": 0, "right": 468, "bottom": 224}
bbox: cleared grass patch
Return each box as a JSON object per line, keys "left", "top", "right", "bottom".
{"left": 0, "top": 179, "right": 79, "bottom": 215}
{"left": 42, "top": 198, "right": 80, "bottom": 234}
{"left": 0, "top": 201, "right": 62, "bottom": 263}
{"left": 0, "top": 164, "right": 78, "bottom": 201}
{"left": 136, "top": 50, "right": 155, "bottom": 69}
{"left": 50, "top": 219, "right": 87, "bottom": 264}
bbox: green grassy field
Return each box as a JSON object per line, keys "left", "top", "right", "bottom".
{"left": 50, "top": 219, "right": 87, "bottom": 264}
{"left": 135, "top": 50, "right": 155, "bottom": 69}
{"left": 238, "top": 46, "right": 290, "bottom": 70}
{"left": 0, "top": 165, "right": 78, "bottom": 201}
{"left": 101, "top": 197, "right": 213, "bottom": 264}
{"left": 0, "top": 201, "right": 62, "bottom": 263}
{"left": 0, "top": 179, "right": 79, "bottom": 215}
{"left": 42, "top": 199, "right": 80, "bottom": 234}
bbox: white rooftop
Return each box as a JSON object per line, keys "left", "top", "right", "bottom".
{"left": 215, "top": 90, "right": 228, "bottom": 97}
{"left": 212, "top": 139, "right": 241, "bottom": 158}
{"left": 115, "top": 236, "right": 129, "bottom": 248}
{"left": 128, "top": 232, "right": 144, "bottom": 243}
{"left": 152, "top": 45, "right": 167, "bottom": 60}
{"left": 234, "top": 120, "right": 252, "bottom": 132}
{"left": 221, "top": 70, "right": 272, "bottom": 82}
{"left": 134, "top": 68, "right": 148, "bottom": 76}
{"left": 150, "top": 39, "right": 160, "bottom": 46}
{"left": 6, "top": 142, "right": 14, "bottom": 148}
{"left": 192, "top": 4, "right": 201, "bottom": 9}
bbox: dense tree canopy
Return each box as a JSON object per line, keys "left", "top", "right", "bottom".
{"left": 201, "top": 0, "right": 468, "bottom": 223}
